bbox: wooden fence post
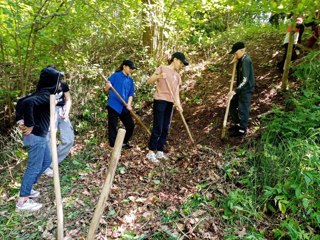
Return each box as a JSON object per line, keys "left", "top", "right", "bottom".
{"left": 87, "top": 128, "right": 126, "bottom": 240}
{"left": 50, "top": 95, "right": 64, "bottom": 240}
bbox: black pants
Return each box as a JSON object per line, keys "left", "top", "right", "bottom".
{"left": 107, "top": 106, "right": 134, "bottom": 147}
{"left": 277, "top": 43, "right": 298, "bottom": 71}
{"left": 148, "top": 100, "right": 173, "bottom": 152}
{"left": 229, "top": 91, "right": 252, "bottom": 130}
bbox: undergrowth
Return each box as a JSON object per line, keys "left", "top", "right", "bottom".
{"left": 221, "top": 50, "right": 320, "bottom": 239}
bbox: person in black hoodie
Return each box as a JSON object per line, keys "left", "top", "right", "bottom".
{"left": 16, "top": 66, "right": 62, "bottom": 212}
{"left": 227, "top": 42, "right": 255, "bottom": 137}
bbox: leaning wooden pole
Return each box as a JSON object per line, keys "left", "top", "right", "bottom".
{"left": 87, "top": 128, "right": 126, "bottom": 240}
{"left": 99, "top": 72, "right": 151, "bottom": 136}
{"left": 50, "top": 95, "right": 64, "bottom": 240}
{"left": 221, "top": 61, "right": 237, "bottom": 139}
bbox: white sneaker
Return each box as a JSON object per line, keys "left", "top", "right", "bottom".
{"left": 16, "top": 199, "right": 42, "bottom": 212}
{"left": 29, "top": 189, "right": 40, "bottom": 198}
{"left": 156, "top": 151, "right": 168, "bottom": 160}
{"left": 18, "top": 188, "right": 40, "bottom": 198}
{"left": 43, "top": 168, "right": 53, "bottom": 178}
{"left": 146, "top": 151, "right": 159, "bottom": 163}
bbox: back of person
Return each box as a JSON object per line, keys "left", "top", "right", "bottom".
{"left": 16, "top": 66, "right": 62, "bottom": 212}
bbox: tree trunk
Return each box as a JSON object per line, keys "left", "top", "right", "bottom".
{"left": 142, "top": 0, "right": 156, "bottom": 54}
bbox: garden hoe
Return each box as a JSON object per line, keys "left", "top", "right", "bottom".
{"left": 221, "top": 60, "right": 237, "bottom": 139}
{"left": 99, "top": 72, "right": 151, "bottom": 136}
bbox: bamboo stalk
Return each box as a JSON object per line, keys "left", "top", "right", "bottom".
{"left": 87, "top": 128, "right": 126, "bottom": 240}
{"left": 50, "top": 95, "right": 64, "bottom": 240}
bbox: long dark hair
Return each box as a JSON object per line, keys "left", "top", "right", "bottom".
{"left": 115, "top": 63, "right": 124, "bottom": 72}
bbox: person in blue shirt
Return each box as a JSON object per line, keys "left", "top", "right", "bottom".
{"left": 104, "top": 60, "right": 136, "bottom": 149}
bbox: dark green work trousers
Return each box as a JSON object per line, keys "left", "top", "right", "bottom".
{"left": 229, "top": 91, "right": 252, "bottom": 130}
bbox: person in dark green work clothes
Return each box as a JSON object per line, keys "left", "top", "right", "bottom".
{"left": 227, "top": 42, "right": 255, "bottom": 137}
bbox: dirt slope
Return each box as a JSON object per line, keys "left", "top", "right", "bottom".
{"left": 71, "top": 35, "right": 285, "bottom": 239}
{"left": 5, "top": 34, "right": 287, "bottom": 239}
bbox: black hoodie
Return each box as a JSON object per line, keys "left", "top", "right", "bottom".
{"left": 16, "top": 67, "right": 62, "bottom": 137}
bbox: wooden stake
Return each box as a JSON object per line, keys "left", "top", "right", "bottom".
{"left": 50, "top": 95, "right": 64, "bottom": 240}
{"left": 99, "top": 72, "right": 151, "bottom": 136}
{"left": 87, "top": 128, "right": 126, "bottom": 240}
{"left": 221, "top": 61, "right": 237, "bottom": 139}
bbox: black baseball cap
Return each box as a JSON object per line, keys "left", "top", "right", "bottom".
{"left": 123, "top": 59, "right": 137, "bottom": 69}
{"left": 172, "top": 52, "right": 189, "bottom": 66}
{"left": 229, "top": 42, "right": 245, "bottom": 54}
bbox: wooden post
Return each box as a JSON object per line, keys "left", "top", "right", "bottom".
{"left": 50, "top": 95, "right": 64, "bottom": 240}
{"left": 282, "top": 15, "right": 297, "bottom": 91}
{"left": 87, "top": 128, "right": 126, "bottom": 240}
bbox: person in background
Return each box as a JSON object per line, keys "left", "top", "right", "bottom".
{"left": 305, "top": 10, "right": 320, "bottom": 49}
{"left": 227, "top": 42, "right": 255, "bottom": 137}
{"left": 43, "top": 65, "right": 74, "bottom": 178}
{"left": 104, "top": 59, "right": 136, "bottom": 149}
{"left": 15, "top": 66, "right": 62, "bottom": 211}
{"left": 146, "top": 52, "right": 188, "bottom": 163}
{"left": 277, "top": 17, "right": 304, "bottom": 72}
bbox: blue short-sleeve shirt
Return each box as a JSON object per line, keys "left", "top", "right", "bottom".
{"left": 107, "top": 71, "right": 135, "bottom": 114}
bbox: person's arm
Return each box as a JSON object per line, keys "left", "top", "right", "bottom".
{"left": 62, "top": 91, "right": 72, "bottom": 119}
{"left": 147, "top": 73, "right": 159, "bottom": 84}
{"left": 16, "top": 98, "right": 33, "bottom": 135}
{"left": 104, "top": 80, "right": 112, "bottom": 92}
{"left": 126, "top": 80, "right": 135, "bottom": 111}
{"left": 235, "top": 57, "right": 251, "bottom": 93}
{"left": 173, "top": 77, "right": 183, "bottom": 112}
{"left": 104, "top": 74, "right": 114, "bottom": 92}
{"left": 174, "top": 89, "right": 183, "bottom": 112}
{"left": 104, "top": 81, "right": 112, "bottom": 91}
{"left": 16, "top": 97, "right": 25, "bottom": 123}
{"left": 147, "top": 66, "right": 166, "bottom": 84}
{"left": 126, "top": 96, "right": 133, "bottom": 111}
{"left": 20, "top": 94, "right": 49, "bottom": 135}
{"left": 227, "top": 58, "right": 238, "bottom": 98}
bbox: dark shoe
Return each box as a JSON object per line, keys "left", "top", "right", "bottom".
{"left": 228, "top": 125, "right": 240, "bottom": 133}
{"left": 230, "top": 128, "right": 246, "bottom": 137}
{"left": 122, "top": 143, "right": 133, "bottom": 149}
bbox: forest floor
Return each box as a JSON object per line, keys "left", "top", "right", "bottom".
{"left": 1, "top": 33, "right": 298, "bottom": 239}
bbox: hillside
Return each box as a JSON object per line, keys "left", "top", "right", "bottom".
{"left": 0, "top": 30, "right": 293, "bottom": 240}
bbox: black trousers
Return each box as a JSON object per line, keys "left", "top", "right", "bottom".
{"left": 107, "top": 106, "right": 134, "bottom": 147}
{"left": 277, "top": 43, "right": 298, "bottom": 71}
{"left": 229, "top": 91, "right": 252, "bottom": 130}
{"left": 148, "top": 100, "right": 173, "bottom": 152}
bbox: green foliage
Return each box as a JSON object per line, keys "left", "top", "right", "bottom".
{"left": 222, "top": 50, "right": 320, "bottom": 238}
{"left": 293, "top": 51, "right": 320, "bottom": 91}
{"left": 0, "top": 128, "right": 24, "bottom": 166}
{"left": 223, "top": 189, "right": 262, "bottom": 225}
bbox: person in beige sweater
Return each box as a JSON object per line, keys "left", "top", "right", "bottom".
{"left": 146, "top": 52, "right": 188, "bottom": 162}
